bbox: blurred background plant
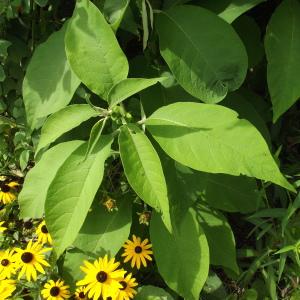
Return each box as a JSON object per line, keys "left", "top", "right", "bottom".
{"left": 1, "top": 1, "right": 300, "bottom": 300}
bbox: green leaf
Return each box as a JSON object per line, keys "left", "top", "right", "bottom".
{"left": 281, "top": 192, "right": 300, "bottom": 234}
{"left": 62, "top": 249, "right": 90, "bottom": 289}
{"left": 135, "top": 286, "right": 174, "bottom": 299}
{"left": 0, "top": 39, "right": 11, "bottom": 57}
{"left": 35, "top": 0, "right": 48, "bottom": 7}
{"left": 74, "top": 199, "right": 132, "bottom": 256}
{"left": 247, "top": 208, "right": 286, "bottom": 219}
{"left": 0, "top": 116, "right": 16, "bottom": 127}
{"left": 266, "top": 265, "right": 277, "bottom": 300}
{"left": 0, "top": 65, "right": 5, "bottom": 82}
{"left": 23, "top": 24, "right": 80, "bottom": 130}
{"left": 104, "top": 0, "right": 129, "bottom": 32}
{"left": 150, "top": 209, "right": 209, "bottom": 299}
{"left": 163, "top": 0, "right": 190, "bottom": 9}
{"left": 179, "top": 167, "right": 261, "bottom": 213}
{"left": 108, "top": 78, "right": 164, "bottom": 107}
{"left": 19, "top": 149, "right": 30, "bottom": 171}
{"left": 275, "top": 245, "right": 296, "bottom": 254}
{"left": 202, "top": 272, "right": 227, "bottom": 300}
{"left": 156, "top": 5, "right": 247, "bottom": 103}
{"left": 233, "top": 16, "right": 264, "bottom": 68}
{"left": 45, "top": 136, "right": 113, "bottom": 256}
{"left": 36, "top": 104, "right": 98, "bottom": 155}
{"left": 119, "top": 124, "right": 172, "bottom": 231}
{"left": 240, "top": 289, "right": 258, "bottom": 300}
{"left": 161, "top": 160, "right": 242, "bottom": 273}
{"left": 85, "top": 118, "right": 107, "bottom": 158}
{"left": 199, "top": 0, "right": 265, "bottom": 23}
{"left": 65, "top": 0, "right": 129, "bottom": 100}
{"left": 195, "top": 204, "right": 239, "bottom": 274}
{"left": 18, "top": 141, "right": 84, "bottom": 219}
{"left": 222, "top": 92, "right": 271, "bottom": 145}
{"left": 145, "top": 102, "right": 294, "bottom": 191}
{"left": 291, "top": 290, "right": 300, "bottom": 300}
{"left": 265, "top": 0, "right": 300, "bottom": 122}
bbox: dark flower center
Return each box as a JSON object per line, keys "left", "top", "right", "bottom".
{"left": 120, "top": 281, "right": 127, "bottom": 290}
{"left": 1, "top": 184, "right": 10, "bottom": 193}
{"left": 1, "top": 259, "right": 9, "bottom": 266}
{"left": 21, "top": 252, "right": 34, "bottom": 263}
{"left": 96, "top": 271, "right": 108, "bottom": 283}
{"left": 41, "top": 225, "right": 48, "bottom": 233}
{"left": 134, "top": 246, "right": 142, "bottom": 253}
{"left": 23, "top": 221, "right": 33, "bottom": 229}
{"left": 50, "top": 286, "right": 60, "bottom": 296}
{"left": 78, "top": 291, "right": 85, "bottom": 298}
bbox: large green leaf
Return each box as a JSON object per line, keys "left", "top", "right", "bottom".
{"left": 177, "top": 166, "right": 262, "bottom": 213}
{"left": 118, "top": 124, "right": 172, "bottom": 232}
{"left": 145, "top": 102, "right": 294, "bottom": 191}
{"left": 233, "top": 16, "right": 264, "bottom": 68}
{"left": 135, "top": 286, "right": 174, "bottom": 299}
{"left": 74, "top": 199, "right": 132, "bottom": 256}
{"left": 23, "top": 24, "right": 80, "bottom": 130}
{"left": 108, "top": 77, "right": 164, "bottom": 107}
{"left": 150, "top": 209, "right": 209, "bottom": 299}
{"left": 0, "top": 65, "right": 5, "bottom": 82}
{"left": 195, "top": 204, "right": 239, "bottom": 274}
{"left": 161, "top": 158, "right": 238, "bottom": 274}
{"left": 265, "top": 0, "right": 300, "bottom": 122}
{"left": 199, "top": 0, "right": 266, "bottom": 23}
{"left": 156, "top": 5, "right": 247, "bottom": 103}
{"left": 65, "top": 0, "right": 129, "bottom": 100}
{"left": 18, "top": 141, "right": 84, "bottom": 219}
{"left": 222, "top": 92, "right": 270, "bottom": 145}
{"left": 202, "top": 272, "right": 227, "bottom": 300}
{"left": 36, "top": 104, "right": 98, "bottom": 155}
{"left": 62, "top": 249, "right": 90, "bottom": 289}
{"left": 45, "top": 136, "right": 113, "bottom": 256}
{"left": 0, "top": 40, "right": 11, "bottom": 57}
{"left": 104, "top": 0, "right": 129, "bottom": 32}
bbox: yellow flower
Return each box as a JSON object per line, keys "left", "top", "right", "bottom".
{"left": 77, "top": 255, "right": 126, "bottom": 300}
{"left": 15, "top": 240, "right": 51, "bottom": 281}
{"left": 74, "top": 286, "right": 88, "bottom": 299}
{"left": 122, "top": 235, "right": 153, "bottom": 269}
{"left": 0, "top": 249, "right": 18, "bottom": 279}
{"left": 36, "top": 220, "right": 53, "bottom": 245}
{"left": 41, "top": 279, "right": 71, "bottom": 300}
{"left": 0, "top": 221, "right": 7, "bottom": 233}
{"left": 116, "top": 273, "right": 138, "bottom": 300}
{"left": 0, "top": 181, "right": 18, "bottom": 204}
{"left": 0, "top": 279, "right": 16, "bottom": 300}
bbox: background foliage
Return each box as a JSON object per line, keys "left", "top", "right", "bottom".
{"left": 1, "top": 0, "right": 300, "bottom": 299}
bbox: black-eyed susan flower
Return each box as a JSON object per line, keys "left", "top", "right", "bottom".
{"left": 116, "top": 273, "right": 138, "bottom": 300}
{"left": 74, "top": 287, "right": 88, "bottom": 299}
{"left": 0, "top": 221, "right": 7, "bottom": 233}
{"left": 103, "top": 196, "right": 118, "bottom": 212}
{"left": 36, "top": 220, "right": 53, "bottom": 245}
{"left": 0, "top": 279, "right": 16, "bottom": 299}
{"left": 0, "top": 181, "right": 18, "bottom": 204}
{"left": 77, "top": 255, "right": 126, "bottom": 300}
{"left": 41, "top": 279, "right": 71, "bottom": 300}
{"left": 122, "top": 235, "right": 153, "bottom": 269}
{"left": 0, "top": 249, "right": 18, "bottom": 280}
{"left": 15, "top": 240, "right": 51, "bottom": 281}
{"left": 137, "top": 211, "right": 151, "bottom": 226}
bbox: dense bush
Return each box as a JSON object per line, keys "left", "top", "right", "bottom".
{"left": 1, "top": 0, "right": 300, "bottom": 299}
